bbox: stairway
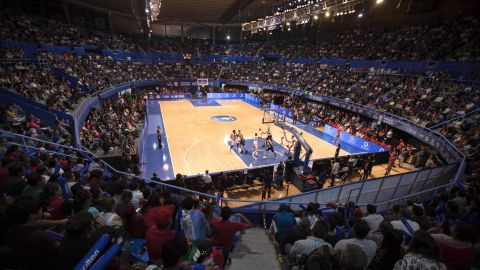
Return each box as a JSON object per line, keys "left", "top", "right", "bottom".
{"left": 228, "top": 228, "right": 281, "bottom": 270}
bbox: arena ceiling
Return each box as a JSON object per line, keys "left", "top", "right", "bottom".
{"left": 73, "top": 0, "right": 280, "bottom": 25}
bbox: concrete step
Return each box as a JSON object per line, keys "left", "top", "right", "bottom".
{"left": 227, "top": 228, "right": 281, "bottom": 270}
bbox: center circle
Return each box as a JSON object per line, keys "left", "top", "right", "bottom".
{"left": 210, "top": 115, "right": 237, "bottom": 122}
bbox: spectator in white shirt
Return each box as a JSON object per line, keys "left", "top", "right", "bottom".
{"left": 129, "top": 181, "right": 144, "bottom": 209}
{"left": 390, "top": 207, "right": 420, "bottom": 245}
{"left": 202, "top": 170, "right": 212, "bottom": 185}
{"left": 363, "top": 204, "right": 384, "bottom": 231}
{"left": 335, "top": 220, "right": 378, "bottom": 267}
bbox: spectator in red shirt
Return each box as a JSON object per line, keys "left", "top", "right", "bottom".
{"left": 434, "top": 222, "right": 477, "bottom": 270}
{"left": 41, "top": 182, "right": 65, "bottom": 220}
{"left": 210, "top": 206, "right": 253, "bottom": 256}
{"left": 145, "top": 208, "right": 176, "bottom": 261}
{"left": 143, "top": 191, "right": 174, "bottom": 227}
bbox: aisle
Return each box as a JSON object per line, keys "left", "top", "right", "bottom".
{"left": 227, "top": 228, "right": 281, "bottom": 270}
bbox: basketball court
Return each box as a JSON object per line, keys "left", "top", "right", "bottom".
{"left": 142, "top": 99, "right": 351, "bottom": 180}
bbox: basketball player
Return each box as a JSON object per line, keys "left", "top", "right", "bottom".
{"left": 156, "top": 126, "right": 162, "bottom": 149}
{"left": 263, "top": 127, "right": 272, "bottom": 148}
{"left": 280, "top": 127, "right": 288, "bottom": 146}
{"left": 238, "top": 130, "right": 248, "bottom": 154}
{"left": 261, "top": 126, "right": 271, "bottom": 139}
{"left": 263, "top": 136, "right": 277, "bottom": 159}
{"left": 229, "top": 130, "right": 238, "bottom": 152}
{"left": 252, "top": 133, "right": 260, "bottom": 157}
{"left": 286, "top": 135, "right": 296, "bottom": 155}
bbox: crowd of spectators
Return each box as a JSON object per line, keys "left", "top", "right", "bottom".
{"left": 271, "top": 192, "right": 479, "bottom": 270}
{"left": 2, "top": 9, "right": 479, "bottom": 62}
{"left": 0, "top": 47, "right": 23, "bottom": 59}
{"left": 0, "top": 62, "right": 86, "bottom": 111}
{"left": 249, "top": 13, "right": 480, "bottom": 62}
{"left": 81, "top": 93, "right": 145, "bottom": 164}
{"left": 40, "top": 52, "right": 187, "bottom": 92}
{"left": 254, "top": 90, "right": 394, "bottom": 149}
{"left": 0, "top": 131, "right": 255, "bottom": 269}
{"left": 220, "top": 63, "right": 480, "bottom": 129}
{"left": 0, "top": 7, "right": 479, "bottom": 270}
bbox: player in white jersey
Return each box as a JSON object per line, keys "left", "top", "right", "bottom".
{"left": 229, "top": 130, "right": 238, "bottom": 152}
{"left": 286, "top": 135, "right": 297, "bottom": 155}
{"left": 252, "top": 133, "right": 260, "bottom": 157}
{"left": 280, "top": 127, "right": 288, "bottom": 146}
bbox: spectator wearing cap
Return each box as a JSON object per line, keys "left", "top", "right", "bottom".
{"left": 210, "top": 206, "right": 253, "bottom": 257}
{"left": 145, "top": 207, "right": 176, "bottom": 261}
{"left": 335, "top": 220, "right": 378, "bottom": 267}
{"left": 363, "top": 204, "right": 384, "bottom": 231}
{"left": 353, "top": 207, "right": 364, "bottom": 219}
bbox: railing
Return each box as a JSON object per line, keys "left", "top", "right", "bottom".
{"left": 0, "top": 129, "right": 217, "bottom": 200}
{"left": 230, "top": 161, "right": 458, "bottom": 210}
{"left": 429, "top": 108, "right": 480, "bottom": 130}
{"left": 0, "top": 127, "right": 461, "bottom": 214}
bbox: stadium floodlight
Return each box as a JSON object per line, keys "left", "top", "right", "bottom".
{"left": 147, "top": 0, "right": 162, "bottom": 21}
{"left": 242, "top": 0, "right": 363, "bottom": 33}
{"left": 376, "top": 0, "right": 384, "bottom": 4}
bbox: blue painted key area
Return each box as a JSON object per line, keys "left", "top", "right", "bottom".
{"left": 189, "top": 99, "right": 222, "bottom": 107}
{"left": 229, "top": 139, "right": 289, "bottom": 167}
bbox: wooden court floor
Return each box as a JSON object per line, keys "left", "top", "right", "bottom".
{"left": 158, "top": 99, "right": 415, "bottom": 205}
{"left": 159, "top": 99, "right": 350, "bottom": 176}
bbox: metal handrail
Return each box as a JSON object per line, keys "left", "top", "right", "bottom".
{"left": 356, "top": 182, "right": 454, "bottom": 207}
{"left": 429, "top": 108, "right": 480, "bottom": 130}
{"left": 0, "top": 129, "right": 216, "bottom": 199}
